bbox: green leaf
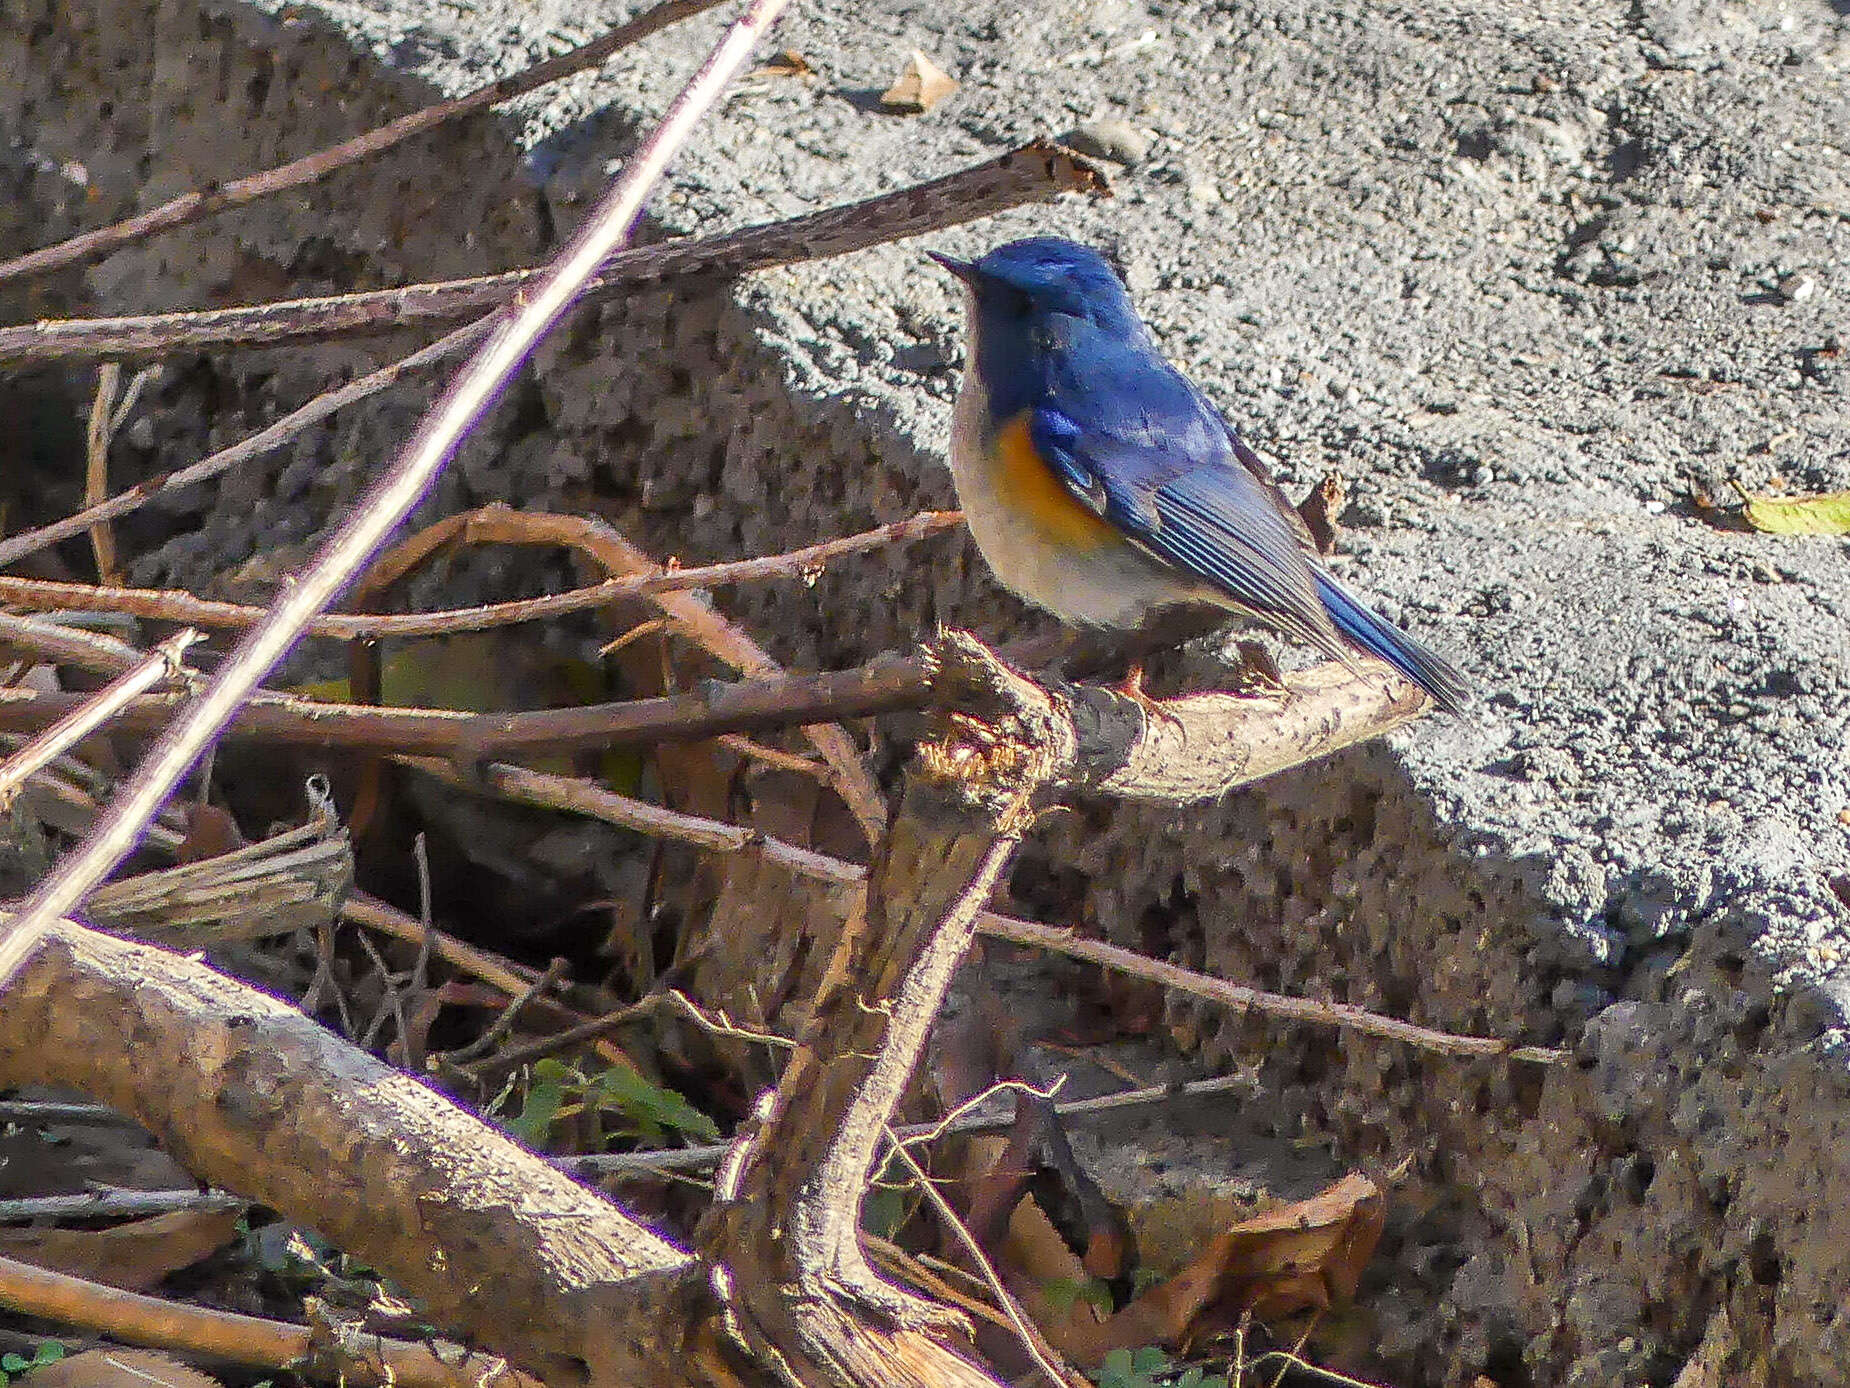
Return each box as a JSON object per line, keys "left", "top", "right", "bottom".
{"left": 587, "top": 1066, "right": 720, "bottom": 1144}
{"left": 2, "top": 1357, "right": 26, "bottom": 1374}
{"left": 509, "top": 1076, "right": 570, "bottom": 1146}
{"left": 1097, "top": 1348, "right": 1137, "bottom": 1388}
{"left": 29, "top": 1346, "right": 63, "bottom": 1369}
{"left": 1732, "top": 480, "right": 1850, "bottom": 535}
{"left": 531, "top": 1057, "right": 577, "bottom": 1085}
{"left": 1131, "top": 1347, "right": 1171, "bottom": 1376}
{"left": 861, "top": 1186, "right": 909, "bottom": 1242}
{"left": 1043, "top": 1275, "right": 1114, "bottom": 1316}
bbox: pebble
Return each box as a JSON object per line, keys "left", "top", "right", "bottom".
{"left": 1064, "top": 118, "right": 1151, "bottom": 166}
{"left": 1779, "top": 269, "right": 1820, "bottom": 304}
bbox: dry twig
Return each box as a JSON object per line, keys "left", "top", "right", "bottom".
{"left": 81, "top": 363, "right": 157, "bottom": 584}
{"left": 0, "top": 512, "right": 958, "bottom": 639}
{"left": 390, "top": 743, "right": 1564, "bottom": 1066}
{"left": 0, "top": 1189, "right": 242, "bottom": 1222}
{"left": 0, "top": 647, "right": 930, "bottom": 753}
{"left": 0, "top": 612, "right": 169, "bottom": 681}
{"left": 0, "top": 631, "right": 201, "bottom": 813}
{"left": 0, "top": 0, "right": 728, "bottom": 287}
{"left": 486, "top": 1078, "right": 1261, "bottom": 1177}
{"left": 340, "top": 892, "right": 544, "bottom": 999}
{"left": 0, "top": 0, "right": 797, "bottom": 990}
{"left": 0, "top": 1251, "right": 538, "bottom": 1388}
{"left": 0, "top": 142, "right": 1106, "bottom": 367}
{"left": 882, "top": 1125, "right": 1085, "bottom": 1388}
{"left": 0, "top": 326, "right": 488, "bottom": 574}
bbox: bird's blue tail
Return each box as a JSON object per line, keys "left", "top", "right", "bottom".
{"left": 1313, "top": 570, "right": 1471, "bottom": 714}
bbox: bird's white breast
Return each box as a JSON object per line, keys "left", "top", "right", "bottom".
{"left": 946, "top": 360, "right": 1205, "bottom": 629}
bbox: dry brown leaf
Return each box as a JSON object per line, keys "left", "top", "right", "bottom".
{"left": 1037, "top": 1173, "right": 1385, "bottom": 1366}
{"left": 756, "top": 48, "right": 814, "bottom": 77}
{"left": 880, "top": 50, "right": 958, "bottom": 112}
{"left": 1207, "top": 1171, "right": 1384, "bottom": 1317}
{"left": 31, "top": 1349, "right": 223, "bottom": 1388}
{"left": 1296, "top": 472, "right": 1347, "bottom": 556}
{"left": 995, "top": 1188, "right": 1110, "bottom": 1352}
{"left": 0, "top": 1207, "right": 243, "bottom": 1291}
{"left": 173, "top": 803, "right": 246, "bottom": 863}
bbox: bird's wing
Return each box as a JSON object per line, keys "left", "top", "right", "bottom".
{"left": 1028, "top": 363, "right": 1343, "bottom": 656}
{"left": 1222, "top": 421, "right": 1322, "bottom": 555}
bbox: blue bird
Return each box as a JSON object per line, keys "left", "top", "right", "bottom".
{"left": 930, "top": 236, "right": 1470, "bottom": 714}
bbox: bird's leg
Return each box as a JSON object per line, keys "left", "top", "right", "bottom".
{"left": 1110, "top": 660, "right": 1185, "bottom": 729}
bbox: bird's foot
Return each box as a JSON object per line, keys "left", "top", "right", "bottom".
{"left": 1110, "top": 661, "right": 1185, "bottom": 730}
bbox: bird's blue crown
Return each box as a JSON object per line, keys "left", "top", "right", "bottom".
{"left": 956, "top": 237, "right": 1148, "bottom": 421}
{"left": 968, "top": 238, "right": 1139, "bottom": 330}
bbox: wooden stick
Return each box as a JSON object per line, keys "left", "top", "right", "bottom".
{"left": 0, "top": 513, "right": 960, "bottom": 638}
{"left": 0, "top": 327, "right": 486, "bottom": 573}
{"left": 0, "top": 1250, "right": 539, "bottom": 1388}
{"left": 0, "top": 0, "right": 729, "bottom": 287}
{"left": 0, "top": 141, "right": 1106, "bottom": 367}
{"left": 0, "top": 632, "right": 200, "bottom": 812}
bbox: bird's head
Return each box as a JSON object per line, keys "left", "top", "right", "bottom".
{"left": 931, "top": 237, "right": 1145, "bottom": 344}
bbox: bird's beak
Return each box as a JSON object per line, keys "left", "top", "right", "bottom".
{"left": 928, "top": 251, "right": 977, "bottom": 284}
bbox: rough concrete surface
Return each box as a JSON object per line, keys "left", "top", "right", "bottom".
{"left": 3, "top": 0, "right": 1850, "bottom": 1382}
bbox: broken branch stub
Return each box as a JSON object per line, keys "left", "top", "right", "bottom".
{"left": 700, "top": 632, "right": 1071, "bottom": 1388}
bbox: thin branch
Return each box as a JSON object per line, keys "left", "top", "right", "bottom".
{"left": 83, "top": 365, "right": 123, "bottom": 584}
{"left": 0, "top": 324, "right": 488, "bottom": 574}
{"left": 0, "top": 1251, "right": 539, "bottom": 1388}
{"left": 334, "top": 499, "right": 895, "bottom": 840}
{"left": 561, "top": 516, "right": 892, "bottom": 844}
{"left": 461, "top": 994, "right": 668, "bottom": 1078}
{"left": 0, "top": 0, "right": 728, "bottom": 286}
{"left": 0, "top": 612, "right": 169, "bottom": 680}
{"left": 0, "top": 0, "right": 796, "bottom": 990}
{"left": 0, "top": 651, "right": 933, "bottom": 753}
{"left": 0, "top": 631, "right": 201, "bottom": 812}
{"left": 0, "top": 1100, "right": 128, "bottom": 1126}
{"left": 0, "top": 1189, "right": 243, "bottom": 1222}
{"left": 0, "top": 511, "right": 960, "bottom": 638}
{"left": 0, "top": 140, "right": 1106, "bottom": 366}
{"left": 341, "top": 891, "right": 546, "bottom": 998}
{"left": 882, "top": 1126, "right": 1084, "bottom": 1388}
{"left": 445, "top": 956, "right": 571, "bottom": 1063}
{"left": 569, "top": 1075, "right": 1256, "bottom": 1177}
{"left": 717, "top": 733, "right": 830, "bottom": 778}
{"left": 390, "top": 753, "right": 1567, "bottom": 1066}
{"left": 977, "top": 917, "right": 1568, "bottom": 1065}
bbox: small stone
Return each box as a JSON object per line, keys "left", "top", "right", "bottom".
{"left": 1064, "top": 118, "right": 1151, "bottom": 166}
{"left": 879, "top": 50, "right": 957, "bottom": 113}
{"left": 1779, "top": 270, "right": 1820, "bottom": 304}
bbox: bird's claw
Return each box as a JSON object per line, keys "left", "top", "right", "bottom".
{"left": 1110, "top": 661, "right": 1185, "bottom": 731}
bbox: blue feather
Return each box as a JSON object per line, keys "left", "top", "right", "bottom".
{"left": 1314, "top": 570, "right": 1471, "bottom": 713}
